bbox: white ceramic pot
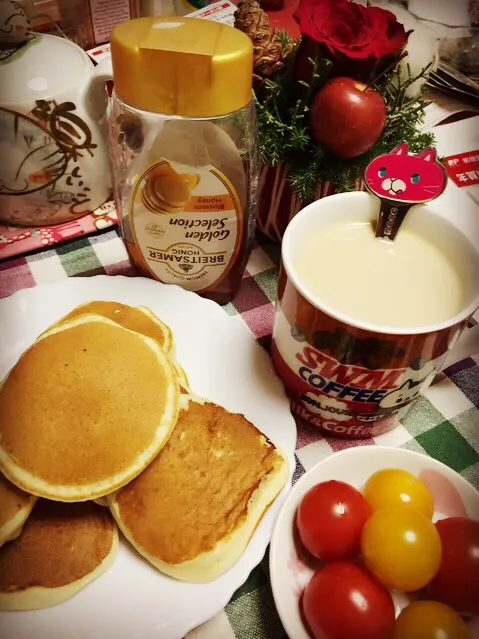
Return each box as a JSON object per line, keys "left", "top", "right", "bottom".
{"left": 0, "top": 34, "right": 112, "bottom": 226}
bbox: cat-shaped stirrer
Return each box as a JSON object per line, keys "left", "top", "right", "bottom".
{"left": 364, "top": 141, "right": 448, "bottom": 240}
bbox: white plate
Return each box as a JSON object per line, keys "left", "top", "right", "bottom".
{"left": 0, "top": 276, "right": 297, "bottom": 639}
{"left": 269, "top": 447, "right": 479, "bottom": 639}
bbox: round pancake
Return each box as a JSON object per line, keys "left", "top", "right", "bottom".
{"left": 109, "top": 395, "right": 288, "bottom": 582}
{"left": 0, "top": 499, "right": 118, "bottom": 610}
{"left": 57, "top": 302, "right": 192, "bottom": 392}
{"left": 0, "top": 314, "right": 180, "bottom": 501}
{"left": 0, "top": 473, "right": 37, "bottom": 548}
{"left": 57, "top": 301, "right": 174, "bottom": 355}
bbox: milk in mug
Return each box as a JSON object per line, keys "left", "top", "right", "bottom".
{"left": 294, "top": 218, "right": 467, "bottom": 329}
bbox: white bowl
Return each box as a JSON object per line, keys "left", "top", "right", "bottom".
{"left": 269, "top": 446, "right": 479, "bottom": 639}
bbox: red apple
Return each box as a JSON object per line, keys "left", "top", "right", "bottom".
{"left": 310, "top": 77, "right": 387, "bottom": 158}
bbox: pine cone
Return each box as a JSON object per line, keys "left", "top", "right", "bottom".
{"left": 234, "top": 0, "right": 294, "bottom": 82}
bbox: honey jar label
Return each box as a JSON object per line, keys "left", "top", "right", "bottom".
{"left": 129, "top": 159, "right": 243, "bottom": 292}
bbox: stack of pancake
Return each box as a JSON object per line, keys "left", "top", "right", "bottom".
{"left": 0, "top": 301, "right": 288, "bottom": 610}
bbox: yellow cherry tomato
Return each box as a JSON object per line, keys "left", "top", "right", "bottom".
{"left": 361, "top": 507, "right": 442, "bottom": 591}
{"left": 363, "top": 468, "right": 434, "bottom": 519}
{"left": 393, "top": 601, "right": 471, "bottom": 639}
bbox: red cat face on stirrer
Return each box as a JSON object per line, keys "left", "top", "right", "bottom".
{"left": 365, "top": 142, "right": 447, "bottom": 203}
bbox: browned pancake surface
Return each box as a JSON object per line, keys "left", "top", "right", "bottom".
{"left": 115, "top": 401, "right": 280, "bottom": 564}
{"left": 0, "top": 500, "right": 114, "bottom": 592}
{"left": 0, "top": 474, "right": 33, "bottom": 527}
{"left": 61, "top": 301, "right": 169, "bottom": 350}
{"left": 0, "top": 322, "right": 171, "bottom": 485}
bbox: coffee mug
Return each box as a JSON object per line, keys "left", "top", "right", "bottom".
{"left": 271, "top": 191, "right": 479, "bottom": 439}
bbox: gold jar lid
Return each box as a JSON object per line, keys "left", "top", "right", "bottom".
{"left": 110, "top": 17, "right": 253, "bottom": 118}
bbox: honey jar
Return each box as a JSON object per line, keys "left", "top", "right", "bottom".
{"left": 108, "top": 16, "right": 259, "bottom": 304}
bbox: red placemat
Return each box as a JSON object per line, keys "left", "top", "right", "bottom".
{"left": 0, "top": 201, "right": 118, "bottom": 260}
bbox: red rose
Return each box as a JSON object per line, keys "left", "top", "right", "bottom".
{"left": 294, "top": 0, "right": 406, "bottom": 60}
{"left": 293, "top": 0, "right": 407, "bottom": 84}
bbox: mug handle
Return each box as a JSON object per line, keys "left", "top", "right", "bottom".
{"left": 84, "top": 56, "right": 114, "bottom": 122}
{"left": 441, "top": 323, "right": 479, "bottom": 370}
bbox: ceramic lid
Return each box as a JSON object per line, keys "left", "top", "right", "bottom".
{"left": 0, "top": 34, "right": 93, "bottom": 106}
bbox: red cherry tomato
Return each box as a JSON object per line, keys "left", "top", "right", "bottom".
{"left": 297, "top": 480, "right": 371, "bottom": 560}
{"left": 303, "top": 561, "right": 396, "bottom": 639}
{"left": 428, "top": 517, "right": 479, "bottom": 616}
{"left": 393, "top": 601, "right": 471, "bottom": 639}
